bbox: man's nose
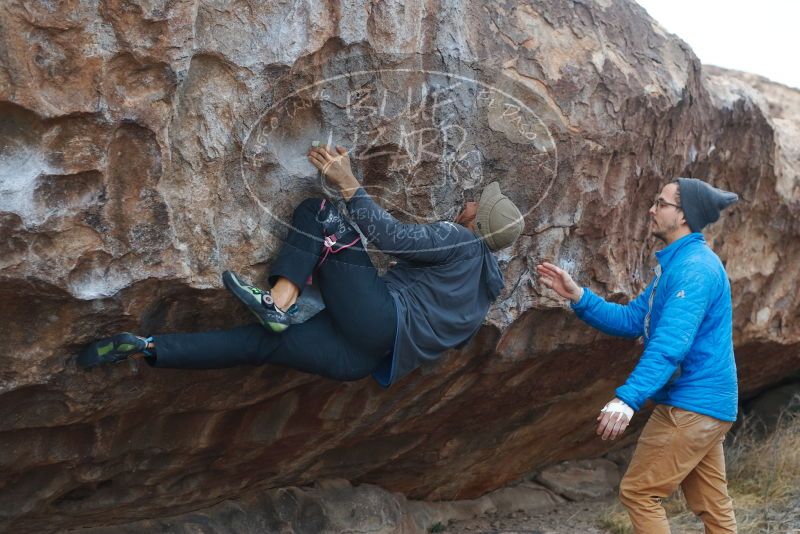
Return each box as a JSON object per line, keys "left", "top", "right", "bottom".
{"left": 648, "top": 204, "right": 656, "bottom": 216}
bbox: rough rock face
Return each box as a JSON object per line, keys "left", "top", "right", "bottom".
{"left": 0, "top": 0, "right": 798, "bottom": 531}
{"left": 75, "top": 478, "right": 564, "bottom": 534}
{"left": 535, "top": 458, "right": 620, "bottom": 501}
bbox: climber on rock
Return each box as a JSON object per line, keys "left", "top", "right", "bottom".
{"left": 537, "top": 178, "right": 739, "bottom": 533}
{"left": 78, "top": 145, "right": 523, "bottom": 387}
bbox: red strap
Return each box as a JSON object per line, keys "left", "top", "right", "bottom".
{"left": 313, "top": 198, "right": 359, "bottom": 274}
{"left": 314, "top": 233, "right": 361, "bottom": 274}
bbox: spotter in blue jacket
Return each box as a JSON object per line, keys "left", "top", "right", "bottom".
{"left": 570, "top": 232, "right": 738, "bottom": 422}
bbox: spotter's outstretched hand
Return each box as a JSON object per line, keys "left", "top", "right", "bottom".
{"left": 536, "top": 262, "right": 583, "bottom": 302}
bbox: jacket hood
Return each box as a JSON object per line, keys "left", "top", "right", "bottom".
{"left": 480, "top": 241, "right": 505, "bottom": 301}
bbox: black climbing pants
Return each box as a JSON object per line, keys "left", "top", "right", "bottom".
{"left": 150, "top": 198, "right": 397, "bottom": 381}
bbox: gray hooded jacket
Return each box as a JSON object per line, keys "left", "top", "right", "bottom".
{"left": 346, "top": 188, "right": 505, "bottom": 387}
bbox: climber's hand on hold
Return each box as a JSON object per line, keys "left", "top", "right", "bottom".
{"left": 308, "top": 145, "right": 360, "bottom": 200}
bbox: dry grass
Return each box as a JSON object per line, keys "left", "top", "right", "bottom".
{"left": 598, "top": 397, "right": 800, "bottom": 533}
{"left": 597, "top": 508, "right": 634, "bottom": 534}
{"left": 722, "top": 399, "right": 800, "bottom": 533}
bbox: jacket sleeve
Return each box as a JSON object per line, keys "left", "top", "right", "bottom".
{"left": 615, "top": 265, "right": 717, "bottom": 411}
{"left": 569, "top": 282, "right": 654, "bottom": 339}
{"left": 345, "top": 187, "right": 471, "bottom": 264}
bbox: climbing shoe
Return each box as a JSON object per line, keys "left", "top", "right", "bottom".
{"left": 78, "top": 333, "right": 150, "bottom": 369}
{"left": 222, "top": 270, "right": 297, "bottom": 332}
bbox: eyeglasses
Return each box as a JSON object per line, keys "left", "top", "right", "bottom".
{"left": 653, "top": 195, "right": 681, "bottom": 210}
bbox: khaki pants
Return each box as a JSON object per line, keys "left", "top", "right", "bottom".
{"left": 619, "top": 404, "right": 737, "bottom": 533}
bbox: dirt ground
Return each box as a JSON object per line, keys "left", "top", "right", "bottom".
{"left": 440, "top": 493, "right": 800, "bottom": 534}
{"left": 444, "top": 497, "right": 618, "bottom": 533}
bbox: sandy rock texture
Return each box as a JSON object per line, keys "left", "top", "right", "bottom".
{"left": 535, "top": 458, "right": 620, "bottom": 501}
{"left": 0, "top": 0, "right": 798, "bottom": 530}
{"left": 71, "top": 478, "right": 564, "bottom": 533}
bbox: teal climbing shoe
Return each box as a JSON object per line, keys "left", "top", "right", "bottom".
{"left": 222, "top": 270, "right": 297, "bottom": 332}
{"left": 78, "top": 333, "right": 150, "bottom": 369}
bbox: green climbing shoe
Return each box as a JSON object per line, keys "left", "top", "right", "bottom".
{"left": 78, "top": 333, "right": 149, "bottom": 369}
{"left": 222, "top": 270, "right": 297, "bottom": 332}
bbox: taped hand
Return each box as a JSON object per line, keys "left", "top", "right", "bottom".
{"left": 596, "top": 397, "right": 633, "bottom": 441}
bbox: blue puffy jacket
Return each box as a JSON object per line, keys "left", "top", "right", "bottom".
{"left": 570, "top": 233, "right": 738, "bottom": 422}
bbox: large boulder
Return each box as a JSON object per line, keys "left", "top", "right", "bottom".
{"left": 0, "top": 0, "right": 798, "bottom": 530}
{"left": 535, "top": 458, "right": 621, "bottom": 501}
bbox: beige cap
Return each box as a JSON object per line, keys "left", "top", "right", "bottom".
{"left": 475, "top": 182, "right": 524, "bottom": 251}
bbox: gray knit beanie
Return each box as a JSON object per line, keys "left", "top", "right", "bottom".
{"left": 677, "top": 177, "right": 739, "bottom": 232}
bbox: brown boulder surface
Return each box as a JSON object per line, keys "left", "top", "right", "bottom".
{"left": 73, "top": 478, "right": 564, "bottom": 534}
{"left": 0, "top": 0, "right": 798, "bottom": 531}
{"left": 535, "top": 458, "right": 621, "bottom": 501}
